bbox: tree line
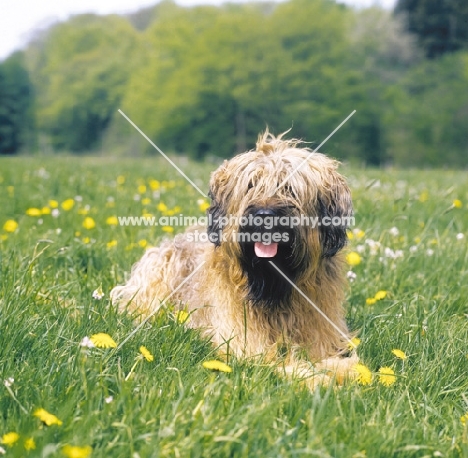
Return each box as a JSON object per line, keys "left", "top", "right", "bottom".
{"left": 0, "top": 0, "right": 467, "bottom": 167}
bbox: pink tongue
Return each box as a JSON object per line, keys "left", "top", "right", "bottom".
{"left": 254, "top": 242, "right": 278, "bottom": 258}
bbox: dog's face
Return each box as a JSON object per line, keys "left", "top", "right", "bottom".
{"left": 207, "top": 131, "right": 353, "bottom": 308}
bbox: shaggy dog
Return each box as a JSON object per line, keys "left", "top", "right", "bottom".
{"left": 111, "top": 131, "right": 358, "bottom": 388}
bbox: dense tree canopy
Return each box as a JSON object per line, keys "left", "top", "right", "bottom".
{"left": 0, "top": 52, "right": 34, "bottom": 154}
{"left": 395, "top": 0, "right": 468, "bottom": 58}
{"left": 0, "top": 0, "right": 465, "bottom": 166}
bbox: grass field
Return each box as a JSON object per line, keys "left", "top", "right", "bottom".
{"left": 0, "top": 156, "right": 467, "bottom": 457}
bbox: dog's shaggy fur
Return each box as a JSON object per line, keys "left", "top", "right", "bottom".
{"left": 111, "top": 131, "right": 358, "bottom": 387}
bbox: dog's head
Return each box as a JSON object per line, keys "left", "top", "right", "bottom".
{"left": 207, "top": 130, "right": 353, "bottom": 307}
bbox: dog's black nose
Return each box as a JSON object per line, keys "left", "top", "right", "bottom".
{"left": 253, "top": 208, "right": 277, "bottom": 217}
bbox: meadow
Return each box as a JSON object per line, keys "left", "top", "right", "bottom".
{"left": 0, "top": 156, "right": 467, "bottom": 457}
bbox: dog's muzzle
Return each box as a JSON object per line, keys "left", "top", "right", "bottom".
{"left": 251, "top": 209, "right": 278, "bottom": 258}
{"left": 241, "top": 207, "right": 293, "bottom": 259}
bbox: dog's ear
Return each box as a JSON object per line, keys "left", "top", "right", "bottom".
{"left": 207, "top": 188, "right": 226, "bottom": 247}
{"left": 318, "top": 177, "right": 353, "bottom": 258}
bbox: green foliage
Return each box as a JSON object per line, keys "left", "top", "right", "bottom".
{"left": 1, "top": 157, "right": 468, "bottom": 456}
{"left": 385, "top": 51, "right": 468, "bottom": 167}
{"left": 27, "top": 15, "right": 140, "bottom": 152}
{"left": 0, "top": 0, "right": 461, "bottom": 166}
{"left": 0, "top": 52, "right": 34, "bottom": 154}
{"left": 395, "top": 0, "right": 468, "bottom": 58}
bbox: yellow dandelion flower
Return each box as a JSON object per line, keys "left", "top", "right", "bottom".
{"left": 347, "top": 230, "right": 354, "bottom": 240}
{"left": 347, "top": 337, "right": 361, "bottom": 350}
{"left": 414, "top": 236, "right": 421, "bottom": 244}
{"left": 82, "top": 237, "right": 90, "bottom": 244}
{"left": 141, "top": 197, "right": 151, "bottom": 206}
{"left": 453, "top": 199, "right": 462, "bottom": 208}
{"left": 366, "top": 298, "right": 377, "bottom": 305}
{"left": 166, "top": 209, "right": 175, "bottom": 216}
{"left": 62, "top": 445, "right": 92, "bottom": 458}
{"left": 461, "top": 413, "right": 468, "bottom": 426}
{"left": 139, "top": 346, "right": 154, "bottom": 362}
{"left": 34, "top": 408, "right": 62, "bottom": 426}
{"left": 61, "top": 199, "right": 75, "bottom": 211}
{"left": 346, "top": 251, "right": 361, "bottom": 266}
{"left": 353, "top": 363, "right": 372, "bottom": 385}
{"left": 149, "top": 179, "right": 160, "bottom": 190}
{"left": 49, "top": 199, "right": 59, "bottom": 208}
{"left": 378, "top": 367, "right": 396, "bottom": 386}
{"left": 374, "top": 290, "right": 387, "bottom": 300}
{"left": 41, "top": 206, "right": 51, "bottom": 215}
{"left": 106, "top": 216, "right": 118, "bottom": 226}
{"left": 77, "top": 208, "right": 89, "bottom": 215}
{"left": 0, "top": 234, "right": 7, "bottom": 241}
{"left": 107, "top": 240, "right": 118, "bottom": 248}
{"left": 3, "top": 220, "right": 18, "bottom": 233}
{"left": 176, "top": 310, "right": 189, "bottom": 324}
{"left": 199, "top": 200, "right": 210, "bottom": 212}
{"left": 162, "top": 226, "right": 174, "bottom": 233}
{"left": 137, "top": 184, "right": 147, "bottom": 194}
{"left": 142, "top": 212, "right": 153, "bottom": 218}
{"left": 116, "top": 175, "right": 125, "bottom": 185}
{"left": 392, "top": 349, "right": 407, "bottom": 360}
{"left": 173, "top": 206, "right": 182, "bottom": 213}
{"left": 202, "top": 360, "right": 233, "bottom": 373}
{"left": 24, "top": 438, "right": 36, "bottom": 450}
{"left": 90, "top": 333, "right": 117, "bottom": 349}
{"left": 157, "top": 202, "right": 168, "bottom": 212}
{"left": 26, "top": 207, "right": 42, "bottom": 216}
{"left": 354, "top": 229, "right": 365, "bottom": 239}
{"left": 82, "top": 217, "right": 96, "bottom": 230}
{"left": 418, "top": 190, "right": 428, "bottom": 202}
{"left": 1, "top": 432, "right": 20, "bottom": 446}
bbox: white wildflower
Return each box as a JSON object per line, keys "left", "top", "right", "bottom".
{"left": 456, "top": 233, "right": 464, "bottom": 240}
{"left": 105, "top": 396, "right": 114, "bottom": 404}
{"left": 3, "top": 377, "right": 14, "bottom": 387}
{"left": 426, "top": 249, "right": 434, "bottom": 256}
{"left": 389, "top": 227, "right": 399, "bottom": 237}
{"left": 92, "top": 286, "right": 104, "bottom": 300}
{"left": 80, "top": 336, "right": 95, "bottom": 348}
{"left": 346, "top": 271, "right": 357, "bottom": 282}
{"left": 384, "top": 247, "right": 404, "bottom": 259}
{"left": 365, "top": 239, "right": 381, "bottom": 255}
{"left": 409, "top": 245, "right": 418, "bottom": 253}
{"left": 52, "top": 209, "right": 60, "bottom": 218}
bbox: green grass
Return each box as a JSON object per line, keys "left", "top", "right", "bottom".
{"left": 0, "top": 157, "right": 468, "bottom": 457}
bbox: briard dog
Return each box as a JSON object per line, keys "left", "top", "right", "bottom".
{"left": 111, "top": 130, "right": 358, "bottom": 388}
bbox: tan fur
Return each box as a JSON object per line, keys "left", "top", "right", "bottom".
{"left": 111, "top": 130, "right": 358, "bottom": 389}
